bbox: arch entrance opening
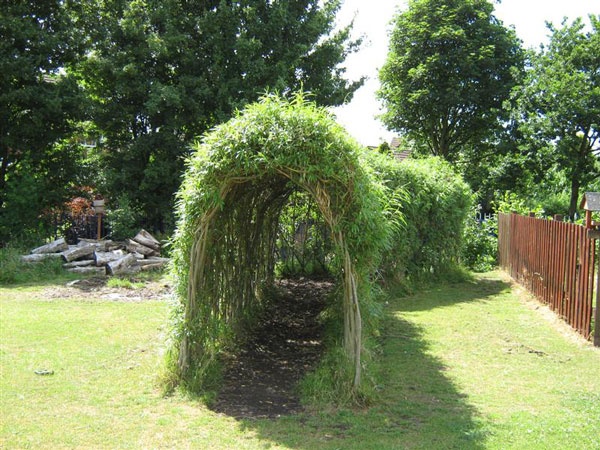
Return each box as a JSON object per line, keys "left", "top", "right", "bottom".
{"left": 168, "top": 95, "right": 387, "bottom": 402}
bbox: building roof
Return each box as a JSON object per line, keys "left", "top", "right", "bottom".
{"left": 389, "top": 137, "right": 402, "bottom": 150}
{"left": 393, "top": 149, "right": 412, "bottom": 161}
{"left": 387, "top": 137, "right": 413, "bottom": 161}
{"left": 580, "top": 192, "right": 600, "bottom": 211}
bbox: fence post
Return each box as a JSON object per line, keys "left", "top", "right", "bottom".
{"left": 595, "top": 265, "right": 600, "bottom": 347}
{"left": 593, "top": 231, "right": 600, "bottom": 347}
{"left": 588, "top": 229, "right": 600, "bottom": 347}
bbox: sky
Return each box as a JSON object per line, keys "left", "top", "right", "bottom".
{"left": 331, "top": 0, "right": 600, "bottom": 146}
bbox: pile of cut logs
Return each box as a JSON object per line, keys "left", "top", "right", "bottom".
{"left": 21, "top": 229, "right": 169, "bottom": 276}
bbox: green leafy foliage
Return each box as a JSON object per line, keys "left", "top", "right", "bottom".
{"left": 461, "top": 209, "right": 497, "bottom": 272}
{"left": 364, "top": 153, "right": 473, "bottom": 287}
{"left": 0, "top": 1, "right": 87, "bottom": 244}
{"left": 166, "top": 94, "right": 391, "bottom": 400}
{"left": 275, "top": 191, "right": 334, "bottom": 277}
{"left": 72, "top": 0, "right": 363, "bottom": 233}
{"left": 378, "top": 0, "right": 523, "bottom": 161}
{"left": 493, "top": 191, "right": 544, "bottom": 217}
{"left": 105, "top": 195, "right": 144, "bottom": 241}
{"left": 509, "top": 15, "right": 600, "bottom": 218}
{"left": 0, "top": 141, "right": 93, "bottom": 244}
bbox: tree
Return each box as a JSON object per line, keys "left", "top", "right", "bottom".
{"left": 0, "top": 0, "right": 86, "bottom": 242}
{"left": 511, "top": 15, "right": 600, "bottom": 218}
{"left": 74, "top": 0, "right": 363, "bottom": 232}
{"left": 378, "top": 0, "right": 523, "bottom": 162}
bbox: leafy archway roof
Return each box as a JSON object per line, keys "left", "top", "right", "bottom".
{"left": 169, "top": 94, "right": 388, "bottom": 393}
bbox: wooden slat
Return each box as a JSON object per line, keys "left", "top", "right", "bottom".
{"left": 497, "top": 213, "right": 597, "bottom": 344}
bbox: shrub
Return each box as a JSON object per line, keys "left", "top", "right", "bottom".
{"left": 364, "top": 153, "right": 473, "bottom": 286}
{"left": 462, "top": 210, "right": 498, "bottom": 272}
{"left": 0, "top": 166, "right": 52, "bottom": 246}
{"left": 105, "top": 195, "right": 143, "bottom": 240}
{"left": 0, "top": 246, "right": 69, "bottom": 285}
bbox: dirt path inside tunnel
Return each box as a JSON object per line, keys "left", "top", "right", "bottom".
{"left": 211, "top": 277, "right": 334, "bottom": 419}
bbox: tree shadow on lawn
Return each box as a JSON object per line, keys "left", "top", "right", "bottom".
{"left": 395, "top": 274, "right": 512, "bottom": 313}
{"left": 231, "top": 276, "right": 510, "bottom": 449}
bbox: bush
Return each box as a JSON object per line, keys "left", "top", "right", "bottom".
{"left": 105, "top": 195, "right": 143, "bottom": 240}
{"left": 462, "top": 211, "right": 498, "bottom": 272}
{"left": 0, "top": 246, "right": 69, "bottom": 285}
{"left": 0, "top": 166, "right": 53, "bottom": 246}
{"left": 364, "top": 153, "right": 473, "bottom": 286}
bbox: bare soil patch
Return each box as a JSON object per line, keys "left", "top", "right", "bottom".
{"left": 211, "top": 277, "right": 334, "bottom": 419}
{"left": 41, "top": 277, "right": 170, "bottom": 302}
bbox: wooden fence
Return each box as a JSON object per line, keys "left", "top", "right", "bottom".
{"left": 498, "top": 213, "right": 598, "bottom": 344}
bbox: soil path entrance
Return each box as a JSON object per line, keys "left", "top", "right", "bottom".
{"left": 211, "top": 277, "right": 334, "bottom": 419}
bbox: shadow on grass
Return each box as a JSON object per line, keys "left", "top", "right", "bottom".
{"left": 395, "top": 274, "right": 512, "bottom": 312}
{"left": 230, "top": 276, "right": 509, "bottom": 449}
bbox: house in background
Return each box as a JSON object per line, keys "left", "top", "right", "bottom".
{"left": 389, "top": 137, "right": 412, "bottom": 161}
{"left": 369, "top": 137, "right": 413, "bottom": 161}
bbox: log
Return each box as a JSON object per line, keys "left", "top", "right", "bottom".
{"left": 108, "top": 244, "right": 124, "bottom": 252}
{"left": 77, "top": 238, "right": 98, "bottom": 246}
{"left": 78, "top": 239, "right": 116, "bottom": 252}
{"left": 98, "top": 240, "right": 116, "bottom": 252}
{"left": 107, "top": 253, "right": 140, "bottom": 276}
{"left": 140, "top": 263, "right": 167, "bottom": 271}
{"left": 61, "top": 244, "right": 96, "bottom": 262}
{"left": 66, "top": 266, "right": 106, "bottom": 275}
{"left": 63, "top": 260, "right": 95, "bottom": 269}
{"left": 94, "top": 250, "right": 125, "bottom": 266}
{"left": 21, "top": 253, "right": 63, "bottom": 263}
{"left": 31, "top": 238, "right": 68, "bottom": 254}
{"left": 132, "top": 229, "right": 161, "bottom": 251}
{"left": 126, "top": 239, "right": 158, "bottom": 257}
{"left": 135, "top": 257, "right": 169, "bottom": 269}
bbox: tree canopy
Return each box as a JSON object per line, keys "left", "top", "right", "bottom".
{"left": 74, "top": 0, "right": 363, "bottom": 232}
{"left": 0, "top": 0, "right": 85, "bottom": 240}
{"left": 0, "top": 0, "right": 363, "bottom": 243}
{"left": 378, "top": 0, "right": 523, "bottom": 161}
{"left": 510, "top": 15, "right": 600, "bottom": 217}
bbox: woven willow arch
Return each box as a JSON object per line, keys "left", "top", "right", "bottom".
{"left": 169, "top": 95, "right": 387, "bottom": 392}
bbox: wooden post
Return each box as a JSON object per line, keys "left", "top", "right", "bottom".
{"left": 97, "top": 213, "right": 103, "bottom": 240}
{"left": 92, "top": 198, "right": 105, "bottom": 240}
{"left": 595, "top": 241, "right": 600, "bottom": 347}
{"left": 590, "top": 230, "right": 600, "bottom": 347}
{"left": 595, "top": 267, "right": 600, "bottom": 347}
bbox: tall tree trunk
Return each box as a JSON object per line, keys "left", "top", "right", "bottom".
{"left": 0, "top": 143, "right": 10, "bottom": 210}
{"left": 438, "top": 115, "right": 451, "bottom": 161}
{"left": 568, "top": 175, "right": 581, "bottom": 220}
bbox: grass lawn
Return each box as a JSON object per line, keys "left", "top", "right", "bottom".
{"left": 1, "top": 272, "right": 599, "bottom": 449}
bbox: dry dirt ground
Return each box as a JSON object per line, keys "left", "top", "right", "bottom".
{"left": 41, "top": 277, "right": 170, "bottom": 301}
{"left": 42, "top": 275, "right": 333, "bottom": 419}
{"left": 211, "top": 277, "right": 334, "bottom": 419}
